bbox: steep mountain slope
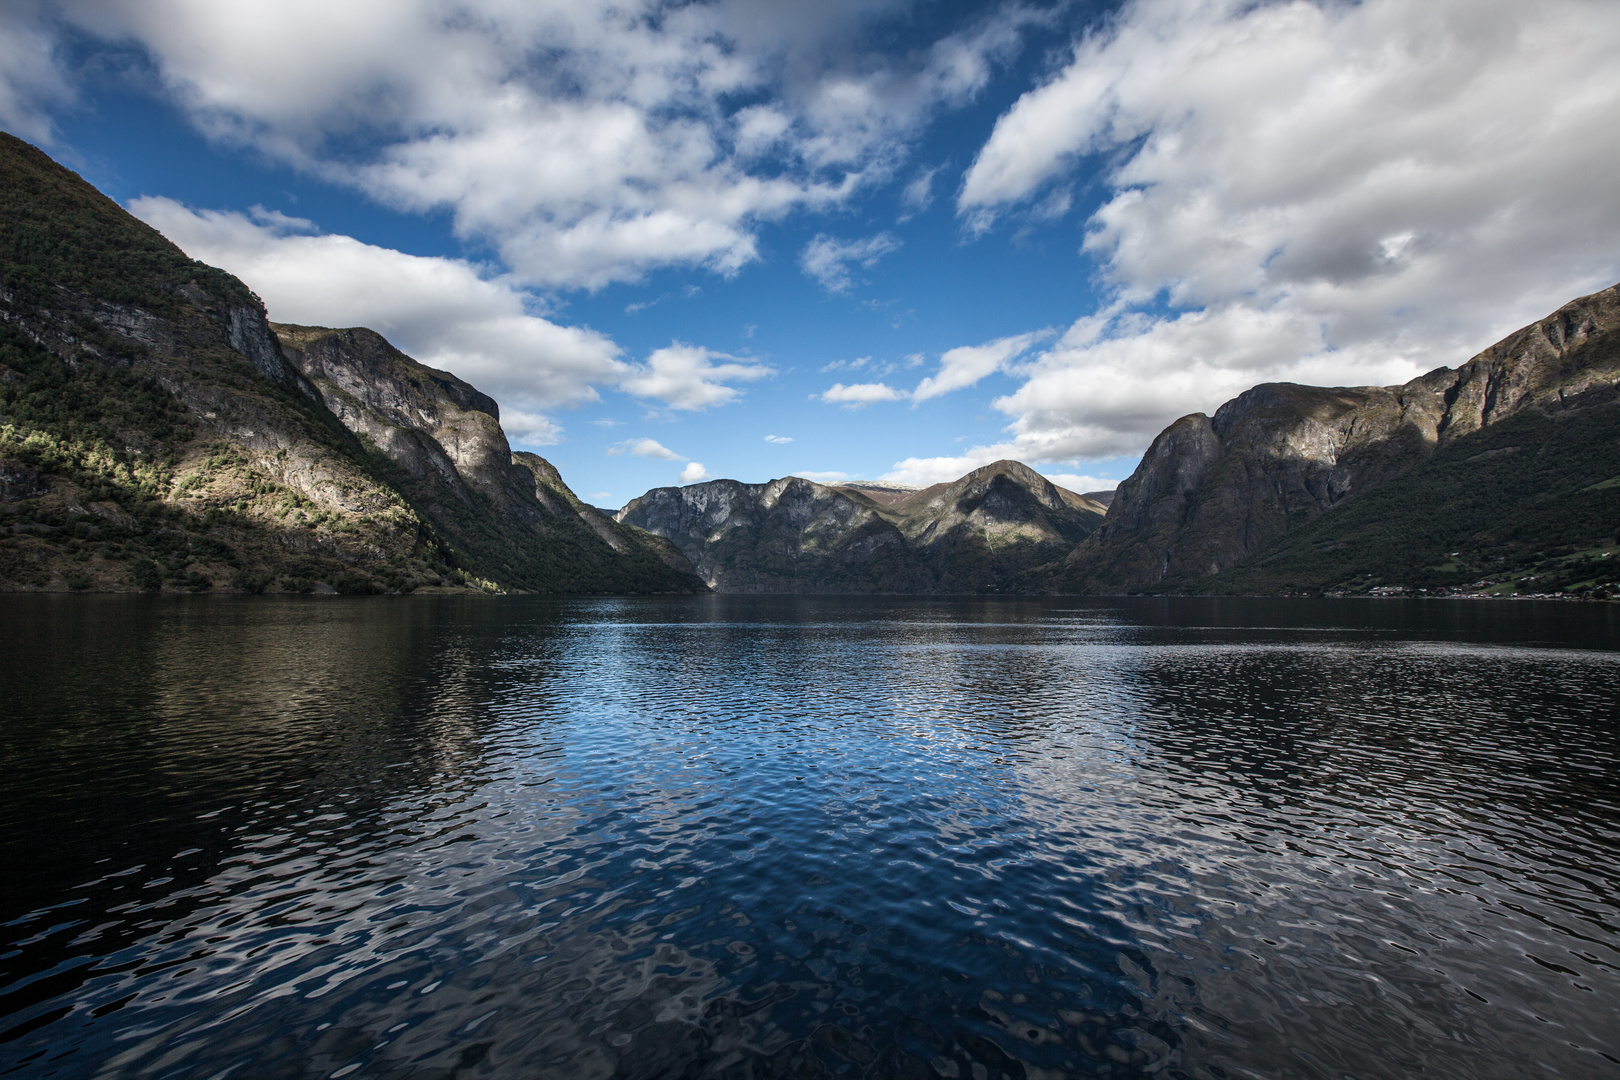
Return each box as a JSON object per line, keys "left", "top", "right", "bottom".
{"left": 618, "top": 460, "right": 1103, "bottom": 592}
{"left": 0, "top": 131, "right": 703, "bottom": 594}
{"left": 274, "top": 324, "right": 705, "bottom": 593}
{"left": 1206, "top": 394, "right": 1620, "bottom": 596}
{"left": 1056, "top": 283, "right": 1620, "bottom": 595}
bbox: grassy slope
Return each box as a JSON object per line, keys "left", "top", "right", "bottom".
{"left": 502, "top": 453, "right": 708, "bottom": 593}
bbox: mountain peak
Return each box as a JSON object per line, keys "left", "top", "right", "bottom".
{"left": 620, "top": 461, "right": 1104, "bottom": 592}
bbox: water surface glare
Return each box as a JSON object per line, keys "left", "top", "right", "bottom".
{"left": 2, "top": 595, "right": 1617, "bottom": 1079}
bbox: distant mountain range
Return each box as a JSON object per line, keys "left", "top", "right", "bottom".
{"left": 617, "top": 460, "right": 1105, "bottom": 593}
{"left": 3, "top": 131, "right": 1615, "bottom": 597}
{"left": 617, "top": 285, "right": 1620, "bottom": 598}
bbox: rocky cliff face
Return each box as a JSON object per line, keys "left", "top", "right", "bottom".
{"left": 273, "top": 324, "right": 707, "bottom": 594}
{"left": 0, "top": 132, "right": 704, "bottom": 594}
{"left": 1061, "top": 283, "right": 1620, "bottom": 592}
{"left": 619, "top": 460, "right": 1103, "bottom": 592}
{"left": 617, "top": 476, "right": 922, "bottom": 592}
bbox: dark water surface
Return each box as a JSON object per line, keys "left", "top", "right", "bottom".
{"left": 2, "top": 595, "right": 1618, "bottom": 1079}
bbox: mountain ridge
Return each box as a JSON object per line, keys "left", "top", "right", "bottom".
{"left": 0, "top": 131, "right": 705, "bottom": 594}
{"left": 618, "top": 460, "right": 1105, "bottom": 593}
{"left": 1051, "top": 282, "right": 1620, "bottom": 596}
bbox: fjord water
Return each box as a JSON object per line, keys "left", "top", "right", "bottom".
{"left": 2, "top": 597, "right": 1617, "bottom": 1079}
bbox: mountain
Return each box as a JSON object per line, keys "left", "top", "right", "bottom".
{"left": 1054, "top": 283, "right": 1620, "bottom": 597}
{"left": 617, "top": 460, "right": 1104, "bottom": 592}
{"left": 0, "top": 131, "right": 705, "bottom": 594}
{"left": 272, "top": 324, "right": 702, "bottom": 593}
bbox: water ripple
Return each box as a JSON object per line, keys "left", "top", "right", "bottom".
{"left": 1, "top": 595, "right": 1616, "bottom": 1078}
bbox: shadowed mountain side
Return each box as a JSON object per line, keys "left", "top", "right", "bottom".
{"left": 1197, "top": 393, "right": 1620, "bottom": 596}
{"left": 274, "top": 325, "right": 708, "bottom": 595}
{"left": 0, "top": 131, "right": 446, "bottom": 593}
{"left": 619, "top": 461, "right": 1104, "bottom": 593}
{"left": 617, "top": 477, "right": 926, "bottom": 593}
{"left": 1049, "top": 282, "right": 1620, "bottom": 595}
{"left": 0, "top": 131, "right": 702, "bottom": 595}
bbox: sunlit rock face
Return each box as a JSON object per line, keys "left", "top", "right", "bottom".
{"left": 274, "top": 324, "right": 707, "bottom": 595}
{"left": 1064, "top": 283, "right": 1620, "bottom": 592}
{"left": 618, "top": 461, "right": 1104, "bottom": 593}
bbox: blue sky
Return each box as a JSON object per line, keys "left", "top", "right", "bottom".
{"left": 5, "top": 0, "right": 1619, "bottom": 507}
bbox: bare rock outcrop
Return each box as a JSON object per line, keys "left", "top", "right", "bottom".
{"left": 1063, "top": 283, "right": 1620, "bottom": 591}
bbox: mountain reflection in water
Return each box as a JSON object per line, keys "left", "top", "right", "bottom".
{"left": 1, "top": 595, "right": 1616, "bottom": 1079}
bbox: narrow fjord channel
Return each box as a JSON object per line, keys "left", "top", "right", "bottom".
{"left": 2, "top": 596, "right": 1617, "bottom": 1079}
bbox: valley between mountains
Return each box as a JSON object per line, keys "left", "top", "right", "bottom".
{"left": 3, "top": 132, "right": 1617, "bottom": 598}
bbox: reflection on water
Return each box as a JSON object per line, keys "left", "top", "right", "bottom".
{"left": 1, "top": 595, "right": 1617, "bottom": 1079}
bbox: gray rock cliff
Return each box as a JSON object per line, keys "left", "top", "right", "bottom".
{"left": 274, "top": 324, "right": 708, "bottom": 594}
{"left": 1062, "top": 282, "right": 1620, "bottom": 591}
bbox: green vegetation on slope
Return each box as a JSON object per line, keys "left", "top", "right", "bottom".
{"left": 0, "top": 319, "right": 447, "bottom": 593}
{"left": 0, "top": 132, "right": 250, "bottom": 316}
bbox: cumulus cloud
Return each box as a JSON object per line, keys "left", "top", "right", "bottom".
{"left": 33, "top": 0, "right": 1036, "bottom": 289}
{"left": 800, "top": 232, "right": 903, "bottom": 294}
{"left": 0, "top": 2, "right": 72, "bottom": 143}
{"left": 1042, "top": 474, "right": 1117, "bottom": 496}
{"left": 608, "top": 438, "right": 684, "bottom": 460}
{"left": 678, "top": 462, "right": 711, "bottom": 483}
{"left": 500, "top": 410, "right": 566, "bottom": 446}
{"left": 819, "top": 382, "right": 909, "bottom": 407}
{"left": 816, "top": 331, "right": 1047, "bottom": 408}
{"left": 883, "top": 303, "right": 1422, "bottom": 481}
{"left": 911, "top": 331, "right": 1046, "bottom": 402}
{"left": 881, "top": 450, "right": 1011, "bottom": 487}
{"left": 618, "top": 342, "right": 772, "bottom": 411}
{"left": 949, "top": 0, "right": 1620, "bottom": 470}
{"left": 130, "top": 197, "right": 627, "bottom": 437}
{"left": 899, "top": 164, "right": 942, "bottom": 218}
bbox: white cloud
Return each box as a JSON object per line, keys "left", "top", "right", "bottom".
{"left": 815, "top": 331, "right": 1048, "bottom": 409}
{"left": 997, "top": 302, "right": 1431, "bottom": 460}
{"left": 130, "top": 197, "right": 626, "bottom": 430}
{"left": 37, "top": 0, "right": 1036, "bottom": 290}
{"left": 911, "top": 331, "right": 1045, "bottom": 402}
{"left": 0, "top": 2, "right": 72, "bottom": 143}
{"left": 500, "top": 410, "right": 566, "bottom": 447}
{"left": 1042, "top": 474, "right": 1117, "bottom": 495}
{"left": 764, "top": 435, "right": 793, "bottom": 444}
{"left": 881, "top": 450, "right": 1011, "bottom": 487}
{"left": 608, "top": 438, "right": 684, "bottom": 461}
{"left": 792, "top": 470, "right": 851, "bottom": 483}
{"left": 800, "top": 232, "right": 903, "bottom": 294}
{"left": 678, "top": 462, "right": 711, "bottom": 483}
{"left": 899, "top": 163, "right": 943, "bottom": 218}
{"left": 950, "top": 0, "right": 1620, "bottom": 468}
{"left": 819, "top": 382, "right": 909, "bottom": 407}
{"left": 618, "top": 342, "right": 772, "bottom": 411}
